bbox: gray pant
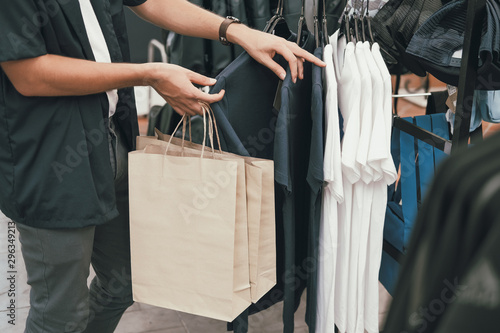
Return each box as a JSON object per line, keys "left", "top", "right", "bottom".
{"left": 16, "top": 117, "right": 133, "bottom": 333}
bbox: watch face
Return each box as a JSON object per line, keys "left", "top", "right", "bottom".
{"left": 226, "top": 16, "right": 241, "bottom": 23}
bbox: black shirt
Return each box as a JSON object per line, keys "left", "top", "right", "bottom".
{"left": 0, "top": 0, "right": 145, "bottom": 228}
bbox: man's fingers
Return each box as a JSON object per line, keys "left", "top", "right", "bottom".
{"left": 196, "top": 89, "right": 225, "bottom": 104}
{"left": 174, "top": 89, "right": 224, "bottom": 116}
{"left": 290, "top": 43, "right": 326, "bottom": 67}
{"left": 188, "top": 71, "right": 218, "bottom": 86}
{"left": 277, "top": 44, "right": 299, "bottom": 82}
{"left": 298, "top": 57, "right": 305, "bottom": 80}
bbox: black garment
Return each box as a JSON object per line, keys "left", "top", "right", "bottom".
{"left": 304, "top": 46, "right": 324, "bottom": 333}
{"left": 384, "top": 130, "right": 500, "bottom": 333}
{"left": 273, "top": 30, "right": 314, "bottom": 333}
{"left": 406, "top": 0, "right": 500, "bottom": 89}
{"left": 210, "top": 30, "right": 315, "bottom": 332}
{"left": 209, "top": 33, "right": 286, "bottom": 332}
{"left": 0, "top": 0, "right": 143, "bottom": 228}
{"left": 372, "top": 0, "right": 445, "bottom": 75}
{"left": 435, "top": 210, "right": 500, "bottom": 333}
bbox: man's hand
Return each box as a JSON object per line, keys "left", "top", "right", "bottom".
{"left": 146, "top": 63, "right": 224, "bottom": 116}
{"left": 131, "top": 0, "right": 325, "bottom": 84}
{"left": 0, "top": 55, "right": 222, "bottom": 116}
{"left": 227, "top": 25, "right": 326, "bottom": 83}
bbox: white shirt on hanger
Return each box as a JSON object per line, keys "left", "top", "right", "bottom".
{"left": 362, "top": 41, "right": 390, "bottom": 333}
{"left": 332, "top": 29, "right": 362, "bottom": 333}
{"left": 316, "top": 41, "right": 344, "bottom": 333}
{"left": 373, "top": 43, "right": 398, "bottom": 184}
{"left": 78, "top": 0, "right": 119, "bottom": 117}
{"left": 363, "top": 42, "right": 398, "bottom": 333}
{"left": 349, "top": 40, "right": 375, "bottom": 333}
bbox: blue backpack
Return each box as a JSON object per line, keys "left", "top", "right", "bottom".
{"left": 379, "top": 114, "right": 450, "bottom": 294}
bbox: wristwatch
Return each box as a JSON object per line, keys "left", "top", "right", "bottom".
{"left": 219, "top": 16, "right": 241, "bottom": 46}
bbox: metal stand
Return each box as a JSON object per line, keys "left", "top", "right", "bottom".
{"left": 451, "top": 0, "right": 487, "bottom": 152}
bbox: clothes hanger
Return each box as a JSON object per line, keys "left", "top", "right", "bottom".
{"left": 340, "top": 4, "right": 352, "bottom": 42}
{"left": 264, "top": 0, "right": 292, "bottom": 39}
{"left": 263, "top": 0, "right": 282, "bottom": 32}
{"left": 322, "top": 0, "right": 329, "bottom": 46}
{"left": 365, "top": 0, "right": 376, "bottom": 43}
{"left": 296, "top": 0, "right": 308, "bottom": 45}
{"left": 353, "top": 0, "right": 361, "bottom": 42}
{"left": 313, "top": 0, "right": 320, "bottom": 48}
{"left": 354, "top": 14, "right": 360, "bottom": 42}
{"left": 361, "top": 0, "right": 367, "bottom": 43}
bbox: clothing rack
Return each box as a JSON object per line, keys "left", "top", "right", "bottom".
{"left": 385, "top": 0, "right": 487, "bottom": 266}
{"left": 451, "top": 0, "right": 487, "bottom": 151}
{"left": 393, "top": 0, "right": 487, "bottom": 154}
{"left": 393, "top": 117, "right": 452, "bottom": 153}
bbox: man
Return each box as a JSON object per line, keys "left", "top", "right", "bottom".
{"left": 0, "top": 0, "right": 323, "bottom": 332}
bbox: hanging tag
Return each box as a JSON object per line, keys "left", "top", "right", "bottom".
{"left": 446, "top": 85, "right": 458, "bottom": 113}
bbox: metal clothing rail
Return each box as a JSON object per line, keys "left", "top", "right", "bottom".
{"left": 451, "top": 0, "right": 487, "bottom": 152}
{"left": 387, "top": 0, "right": 487, "bottom": 265}
{"left": 393, "top": 117, "right": 452, "bottom": 154}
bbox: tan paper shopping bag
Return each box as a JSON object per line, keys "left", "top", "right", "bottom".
{"left": 137, "top": 114, "right": 277, "bottom": 302}
{"left": 129, "top": 121, "right": 251, "bottom": 321}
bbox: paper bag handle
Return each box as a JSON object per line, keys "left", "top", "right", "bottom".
{"left": 198, "top": 102, "right": 223, "bottom": 155}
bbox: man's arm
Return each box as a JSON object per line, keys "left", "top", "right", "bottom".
{"left": 0, "top": 0, "right": 325, "bottom": 116}
{"left": 131, "top": 0, "right": 325, "bottom": 82}
{"left": 0, "top": 55, "right": 223, "bottom": 116}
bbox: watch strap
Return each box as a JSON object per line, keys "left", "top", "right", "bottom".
{"left": 219, "top": 16, "right": 241, "bottom": 46}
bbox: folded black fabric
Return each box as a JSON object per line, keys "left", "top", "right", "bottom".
{"left": 372, "top": 0, "right": 445, "bottom": 74}
{"left": 406, "top": 0, "right": 500, "bottom": 89}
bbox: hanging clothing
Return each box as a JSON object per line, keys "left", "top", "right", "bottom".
{"left": 372, "top": 0, "right": 446, "bottom": 74}
{"left": 305, "top": 45, "right": 325, "bottom": 333}
{"left": 347, "top": 40, "right": 374, "bottom": 333}
{"left": 318, "top": 30, "right": 397, "bottom": 333}
{"left": 315, "top": 41, "right": 344, "bottom": 333}
{"left": 365, "top": 42, "right": 398, "bottom": 333}
{"left": 208, "top": 39, "right": 287, "bottom": 333}
{"left": 406, "top": 0, "right": 500, "bottom": 89}
{"left": 209, "top": 30, "right": 317, "bottom": 332}
{"left": 274, "top": 30, "right": 315, "bottom": 333}
{"left": 383, "top": 130, "right": 500, "bottom": 333}
{"left": 333, "top": 31, "right": 362, "bottom": 333}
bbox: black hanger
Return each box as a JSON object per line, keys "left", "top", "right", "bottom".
{"left": 322, "top": 0, "right": 329, "bottom": 46}
{"left": 365, "top": 0, "right": 375, "bottom": 43}
{"left": 340, "top": 5, "right": 352, "bottom": 42}
{"left": 264, "top": 0, "right": 292, "bottom": 40}
{"left": 360, "top": 0, "right": 367, "bottom": 42}
{"left": 296, "top": 0, "right": 310, "bottom": 45}
{"left": 353, "top": 10, "right": 360, "bottom": 42}
{"left": 263, "top": 0, "right": 282, "bottom": 31}
{"left": 313, "top": 0, "right": 320, "bottom": 48}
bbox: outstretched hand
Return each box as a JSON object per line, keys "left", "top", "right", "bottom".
{"left": 230, "top": 27, "right": 326, "bottom": 83}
